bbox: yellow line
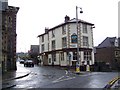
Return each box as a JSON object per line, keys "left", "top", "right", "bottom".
{"left": 108, "top": 76, "right": 119, "bottom": 85}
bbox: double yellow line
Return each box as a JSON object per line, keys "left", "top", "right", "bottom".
{"left": 105, "top": 76, "right": 120, "bottom": 88}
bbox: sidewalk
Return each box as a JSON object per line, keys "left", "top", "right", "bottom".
{"left": 1, "top": 70, "right": 30, "bottom": 89}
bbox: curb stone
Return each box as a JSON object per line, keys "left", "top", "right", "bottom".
{"left": 2, "top": 72, "right": 31, "bottom": 89}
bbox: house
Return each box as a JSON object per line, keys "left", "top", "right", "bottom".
{"left": 0, "top": 1, "right": 19, "bottom": 73}
{"left": 38, "top": 15, "right": 95, "bottom": 68}
{"left": 95, "top": 37, "right": 120, "bottom": 70}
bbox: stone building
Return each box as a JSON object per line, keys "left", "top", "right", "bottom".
{"left": 0, "top": 1, "right": 19, "bottom": 73}
{"left": 38, "top": 15, "right": 95, "bottom": 68}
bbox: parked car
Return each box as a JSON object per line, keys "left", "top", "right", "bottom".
{"left": 19, "top": 59, "right": 24, "bottom": 64}
{"left": 24, "top": 60, "right": 34, "bottom": 67}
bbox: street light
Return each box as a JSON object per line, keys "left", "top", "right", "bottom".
{"left": 76, "top": 6, "right": 83, "bottom": 73}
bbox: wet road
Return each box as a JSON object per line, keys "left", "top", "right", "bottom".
{"left": 8, "top": 62, "right": 119, "bottom": 88}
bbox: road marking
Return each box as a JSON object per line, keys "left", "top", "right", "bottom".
{"left": 53, "top": 76, "right": 65, "bottom": 82}
{"left": 53, "top": 76, "right": 75, "bottom": 83}
{"left": 65, "top": 70, "right": 68, "bottom": 75}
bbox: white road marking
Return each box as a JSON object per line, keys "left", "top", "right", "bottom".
{"left": 52, "top": 76, "right": 75, "bottom": 83}
{"left": 53, "top": 76, "right": 65, "bottom": 82}
{"left": 65, "top": 70, "right": 68, "bottom": 75}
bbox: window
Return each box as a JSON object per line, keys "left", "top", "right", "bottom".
{"left": 61, "top": 52, "right": 64, "bottom": 61}
{"left": 48, "top": 43, "right": 49, "bottom": 51}
{"left": 71, "top": 33, "right": 77, "bottom": 43}
{"left": 42, "top": 35, "right": 44, "bottom": 42}
{"left": 83, "top": 24, "right": 87, "bottom": 33}
{"left": 52, "top": 30, "right": 55, "bottom": 38}
{"left": 62, "top": 26, "right": 66, "bottom": 35}
{"left": 83, "top": 36, "right": 88, "bottom": 46}
{"left": 41, "top": 44, "right": 44, "bottom": 52}
{"left": 52, "top": 40, "right": 56, "bottom": 50}
{"left": 62, "top": 37, "right": 67, "bottom": 48}
{"left": 49, "top": 58, "right": 51, "bottom": 63}
{"left": 52, "top": 53, "right": 56, "bottom": 62}
{"left": 84, "top": 51, "right": 92, "bottom": 61}
{"left": 8, "top": 16, "right": 12, "bottom": 28}
{"left": 115, "top": 51, "right": 120, "bottom": 57}
{"left": 73, "top": 52, "right": 77, "bottom": 60}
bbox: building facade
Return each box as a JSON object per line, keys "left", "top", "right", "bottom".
{"left": 29, "top": 45, "right": 39, "bottom": 64}
{"left": 38, "top": 16, "right": 95, "bottom": 67}
{"left": 95, "top": 37, "right": 120, "bottom": 70}
{"left": 1, "top": 1, "right": 19, "bottom": 73}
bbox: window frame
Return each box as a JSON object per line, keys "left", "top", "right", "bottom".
{"left": 83, "top": 23, "right": 87, "bottom": 33}
{"left": 83, "top": 36, "right": 89, "bottom": 46}
{"left": 62, "top": 37, "right": 67, "bottom": 48}
{"left": 52, "top": 40, "right": 56, "bottom": 50}
{"left": 62, "top": 25, "right": 66, "bottom": 35}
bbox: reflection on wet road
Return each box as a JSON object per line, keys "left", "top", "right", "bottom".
{"left": 9, "top": 62, "right": 119, "bottom": 88}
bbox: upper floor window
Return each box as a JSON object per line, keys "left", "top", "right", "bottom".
{"left": 62, "top": 37, "right": 67, "bottom": 48}
{"left": 48, "top": 43, "right": 49, "bottom": 51}
{"left": 8, "top": 16, "right": 12, "bottom": 27}
{"left": 83, "top": 24, "right": 87, "bottom": 33}
{"left": 115, "top": 51, "right": 120, "bottom": 57}
{"left": 52, "top": 30, "right": 55, "bottom": 38}
{"left": 83, "top": 36, "right": 88, "bottom": 46}
{"left": 62, "top": 25, "right": 66, "bottom": 35}
{"left": 71, "top": 33, "right": 77, "bottom": 43}
{"left": 42, "top": 35, "right": 44, "bottom": 42}
{"left": 52, "top": 40, "right": 56, "bottom": 50}
{"left": 41, "top": 44, "right": 44, "bottom": 52}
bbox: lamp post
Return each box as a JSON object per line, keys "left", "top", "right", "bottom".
{"left": 76, "top": 6, "right": 83, "bottom": 73}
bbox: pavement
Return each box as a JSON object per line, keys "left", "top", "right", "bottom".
{"left": 1, "top": 69, "right": 31, "bottom": 89}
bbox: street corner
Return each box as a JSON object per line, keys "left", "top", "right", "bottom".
{"left": 104, "top": 76, "right": 120, "bottom": 89}
{"left": 3, "top": 71, "right": 31, "bottom": 82}
{"left": 13, "top": 72, "right": 31, "bottom": 80}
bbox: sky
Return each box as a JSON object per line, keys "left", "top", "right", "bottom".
{"left": 8, "top": 0, "right": 119, "bottom": 52}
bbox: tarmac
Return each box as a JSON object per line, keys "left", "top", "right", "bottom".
{"left": 1, "top": 70, "right": 31, "bottom": 89}
{"left": 1, "top": 65, "right": 119, "bottom": 89}
{"left": 0, "top": 66, "right": 89, "bottom": 89}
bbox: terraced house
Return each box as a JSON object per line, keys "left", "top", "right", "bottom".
{"left": 38, "top": 15, "right": 95, "bottom": 68}
{"left": 0, "top": 1, "right": 19, "bottom": 73}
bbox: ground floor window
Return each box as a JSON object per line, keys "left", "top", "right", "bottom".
{"left": 73, "top": 52, "right": 77, "bottom": 60}
{"left": 52, "top": 53, "right": 56, "bottom": 62}
{"left": 84, "top": 51, "right": 92, "bottom": 61}
{"left": 60, "top": 52, "right": 64, "bottom": 61}
{"left": 49, "top": 58, "right": 51, "bottom": 63}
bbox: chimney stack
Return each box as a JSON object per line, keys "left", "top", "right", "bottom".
{"left": 45, "top": 27, "right": 49, "bottom": 33}
{"left": 64, "top": 15, "right": 70, "bottom": 22}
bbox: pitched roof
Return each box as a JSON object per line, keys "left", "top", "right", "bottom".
{"left": 38, "top": 18, "right": 94, "bottom": 37}
{"left": 97, "top": 37, "right": 117, "bottom": 48}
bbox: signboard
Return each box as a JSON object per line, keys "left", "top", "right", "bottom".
{"left": 71, "top": 33, "right": 77, "bottom": 43}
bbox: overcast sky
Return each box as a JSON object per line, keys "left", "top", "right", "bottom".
{"left": 8, "top": 0, "right": 119, "bottom": 52}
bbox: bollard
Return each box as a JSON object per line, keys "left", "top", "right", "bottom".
{"left": 76, "top": 65, "right": 80, "bottom": 74}
{"left": 86, "top": 65, "right": 90, "bottom": 72}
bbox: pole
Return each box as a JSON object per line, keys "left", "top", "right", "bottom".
{"left": 76, "top": 6, "right": 80, "bottom": 73}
